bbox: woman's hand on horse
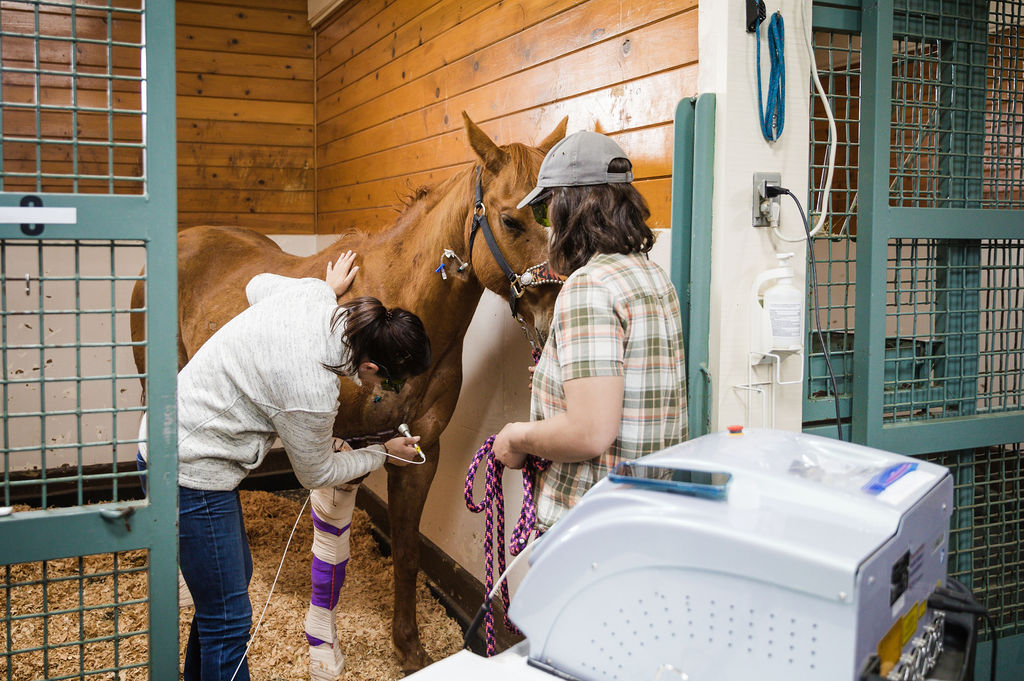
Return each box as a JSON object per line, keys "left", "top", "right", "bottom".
{"left": 326, "top": 250, "right": 359, "bottom": 297}
{"left": 493, "top": 422, "right": 529, "bottom": 470}
{"left": 383, "top": 435, "right": 421, "bottom": 467}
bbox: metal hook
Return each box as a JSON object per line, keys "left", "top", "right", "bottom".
{"left": 25, "top": 273, "right": 30, "bottom": 296}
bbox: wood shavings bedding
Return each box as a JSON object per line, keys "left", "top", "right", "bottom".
{"left": 1, "top": 490, "right": 463, "bottom": 680}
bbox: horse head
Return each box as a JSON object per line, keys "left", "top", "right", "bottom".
{"left": 460, "top": 112, "right": 567, "bottom": 349}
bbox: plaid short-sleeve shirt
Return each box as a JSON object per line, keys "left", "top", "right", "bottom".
{"left": 531, "top": 251, "right": 688, "bottom": 530}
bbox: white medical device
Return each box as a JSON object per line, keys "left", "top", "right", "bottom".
{"left": 408, "top": 428, "right": 957, "bottom": 681}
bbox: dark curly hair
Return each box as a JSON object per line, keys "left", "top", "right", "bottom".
{"left": 546, "top": 157, "right": 655, "bottom": 275}
{"left": 324, "top": 296, "right": 431, "bottom": 381}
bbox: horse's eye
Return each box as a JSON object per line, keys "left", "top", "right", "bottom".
{"left": 500, "top": 215, "right": 525, "bottom": 234}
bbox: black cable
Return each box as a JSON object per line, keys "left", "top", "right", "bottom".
{"left": 766, "top": 185, "right": 845, "bottom": 440}
{"left": 463, "top": 600, "right": 489, "bottom": 651}
{"left": 984, "top": 612, "right": 998, "bottom": 681}
{"left": 928, "top": 582, "right": 997, "bottom": 681}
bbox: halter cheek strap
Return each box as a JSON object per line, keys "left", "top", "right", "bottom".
{"left": 466, "top": 167, "right": 564, "bottom": 318}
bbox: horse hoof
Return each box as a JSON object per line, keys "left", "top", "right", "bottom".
{"left": 398, "top": 647, "right": 433, "bottom": 675}
{"left": 309, "top": 643, "right": 345, "bottom": 681}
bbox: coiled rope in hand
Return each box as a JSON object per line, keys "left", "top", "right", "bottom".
{"left": 463, "top": 436, "right": 549, "bottom": 656}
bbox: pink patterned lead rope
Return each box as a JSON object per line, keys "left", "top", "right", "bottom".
{"left": 463, "top": 436, "right": 549, "bottom": 656}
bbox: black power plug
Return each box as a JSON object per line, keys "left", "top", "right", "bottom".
{"left": 746, "top": 0, "right": 767, "bottom": 32}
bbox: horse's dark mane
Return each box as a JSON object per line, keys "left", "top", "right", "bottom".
{"left": 503, "top": 142, "right": 540, "bottom": 189}
{"left": 395, "top": 182, "right": 432, "bottom": 212}
{"left": 395, "top": 141, "right": 537, "bottom": 211}
{"left": 381, "top": 141, "right": 539, "bottom": 240}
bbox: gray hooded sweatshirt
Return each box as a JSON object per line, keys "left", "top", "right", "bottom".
{"left": 142, "top": 273, "right": 385, "bottom": 491}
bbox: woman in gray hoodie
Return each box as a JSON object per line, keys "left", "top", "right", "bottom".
{"left": 141, "top": 251, "right": 430, "bottom": 681}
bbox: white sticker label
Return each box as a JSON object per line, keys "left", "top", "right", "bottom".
{"left": 0, "top": 207, "right": 78, "bottom": 224}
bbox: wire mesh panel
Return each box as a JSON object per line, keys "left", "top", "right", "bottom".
{"left": 0, "top": 0, "right": 177, "bottom": 677}
{"left": 1, "top": 238, "right": 146, "bottom": 509}
{"left": 883, "top": 238, "right": 1024, "bottom": 423}
{"left": 0, "top": 0, "right": 146, "bottom": 195}
{"left": 817, "top": 0, "right": 1024, "bottom": 670}
{"left": 923, "top": 443, "right": 1024, "bottom": 643}
{"left": 889, "top": 0, "right": 1023, "bottom": 210}
{"left": 806, "top": 30, "right": 861, "bottom": 426}
{"left": 2, "top": 550, "right": 150, "bottom": 681}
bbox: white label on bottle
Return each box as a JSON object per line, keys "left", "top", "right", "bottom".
{"left": 769, "top": 303, "right": 802, "bottom": 344}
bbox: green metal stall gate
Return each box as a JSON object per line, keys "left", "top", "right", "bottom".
{"left": 0, "top": 1, "right": 178, "bottom": 679}
{"left": 804, "top": 1, "right": 1024, "bottom": 678}
{"left": 671, "top": 93, "right": 716, "bottom": 440}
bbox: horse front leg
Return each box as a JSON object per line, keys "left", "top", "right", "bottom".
{"left": 386, "top": 442, "right": 439, "bottom": 673}
{"left": 305, "top": 483, "right": 359, "bottom": 681}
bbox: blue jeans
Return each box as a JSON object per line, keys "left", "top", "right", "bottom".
{"left": 178, "top": 486, "right": 254, "bottom": 681}
{"left": 136, "top": 451, "right": 148, "bottom": 495}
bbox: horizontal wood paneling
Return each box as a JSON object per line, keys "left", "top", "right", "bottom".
{"left": 177, "top": 119, "right": 314, "bottom": 147}
{"left": 1, "top": 0, "right": 315, "bottom": 227}
{"left": 314, "top": 0, "right": 699, "bottom": 237}
{"left": 175, "top": 0, "right": 315, "bottom": 231}
{"left": 177, "top": 211, "right": 315, "bottom": 233}
{"left": 176, "top": 2, "right": 311, "bottom": 36}
{"left": 316, "top": 67, "right": 695, "bottom": 186}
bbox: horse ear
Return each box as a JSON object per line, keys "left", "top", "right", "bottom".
{"left": 537, "top": 116, "right": 569, "bottom": 154}
{"left": 462, "top": 111, "right": 508, "bottom": 174}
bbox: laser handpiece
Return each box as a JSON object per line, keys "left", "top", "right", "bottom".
{"left": 391, "top": 423, "right": 426, "bottom": 464}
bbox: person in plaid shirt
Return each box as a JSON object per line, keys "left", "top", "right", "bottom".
{"left": 493, "top": 130, "right": 688, "bottom": 531}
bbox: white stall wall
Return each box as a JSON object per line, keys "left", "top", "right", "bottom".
{"left": 699, "top": 0, "right": 812, "bottom": 433}
{"left": 4, "top": 243, "right": 146, "bottom": 471}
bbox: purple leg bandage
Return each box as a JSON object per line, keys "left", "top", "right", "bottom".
{"left": 310, "top": 556, "right": 349, "bottom": 611}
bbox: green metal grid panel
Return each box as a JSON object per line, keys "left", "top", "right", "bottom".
{"left": 857, "top": 0, "right": 1024, "bottom": 455}
{"left": 855, "top": 1, "right": 1024, "bottom": 676}
{"left": 0, "top": 1, "right": 178, "bottom": 679}
{"left": 803, "top": 27, "right": 860, "bottom": 435}
{"left": 3, "top": 551, "right": 151, "bottom": 680}
{"left": 0, "top": 0, "right": 145, "bottom": 195}
{"left": 810, "top": 2, "right": 1024, "bottom": 675}
{"left": 670, "top": 94, "right": 716, "bottom": 439}
{"left": 1, "top": 240, "right": 149, "bottom": 506}
{"left": 883, "top": 238, "right": 1024, "bottom": 424}
{"left": 922, "top": 442, "right": 1024, "bottom": 675}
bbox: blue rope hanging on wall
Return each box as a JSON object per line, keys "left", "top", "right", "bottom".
{"left": 756, "top": 10, "right": 786, "bottom": 142}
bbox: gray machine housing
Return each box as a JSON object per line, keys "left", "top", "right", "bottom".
{"left": 509, "top": 428, "right": 953, "bottom": 681}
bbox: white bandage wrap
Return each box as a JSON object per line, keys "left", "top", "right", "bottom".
{"left": 178, "top": 571, "right": 194, "bottom": 609}
{"left": 305, "top": 484, "right": 358, "bottom": 681}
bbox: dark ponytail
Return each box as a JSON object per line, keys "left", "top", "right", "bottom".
{"left": 324, "top": 296, "right": 431, "bottom": 380}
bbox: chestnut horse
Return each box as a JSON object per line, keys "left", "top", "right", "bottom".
{"left": 131, "top": 112, "right": 566, "bottom": 672}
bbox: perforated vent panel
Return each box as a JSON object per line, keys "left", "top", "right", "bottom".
{"left": 541, "top": 568, "right": 840, "bottom": 681}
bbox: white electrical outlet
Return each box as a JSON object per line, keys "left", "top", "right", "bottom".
{"left": 752, "top": 171, "right": 781, "bottom": 228}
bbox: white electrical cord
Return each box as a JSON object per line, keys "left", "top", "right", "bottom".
{"left": 385, "top": 423, "right": 426, "bottom": 464}
{"left": 383, "top": 450, "right": 426, "bottom": 465}
{"left": 487, "top": 539, "right": 536, "bottom": 602}
{"left": 774, "top": 4, "right": 837, "bottom": 243}
{"left": 229, "top": 494, "right": 310, "bottom": 681}
{"left": 462, "top": 538, "right": 539, "bottom": 650}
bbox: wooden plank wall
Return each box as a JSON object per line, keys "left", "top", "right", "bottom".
{"left": 314, "top": 0, "right": 700, "bottom": 235}
{"left": 1, "top": 0, "right": 316, "bottom": 230}
{"left": 177, "top": 0, "right": 316, "bottom": 232}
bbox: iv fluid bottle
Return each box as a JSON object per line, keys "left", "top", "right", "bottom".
{"left": 763, "top": 254, "right": 803, "bottom": 351}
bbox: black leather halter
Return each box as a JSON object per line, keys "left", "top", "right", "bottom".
{"left": 466, "top": 167, "right": 563, "bottom": 318}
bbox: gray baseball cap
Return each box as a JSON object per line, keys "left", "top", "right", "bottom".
{"left": 517, "top": 130, "right": 634, "bottom": 209}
